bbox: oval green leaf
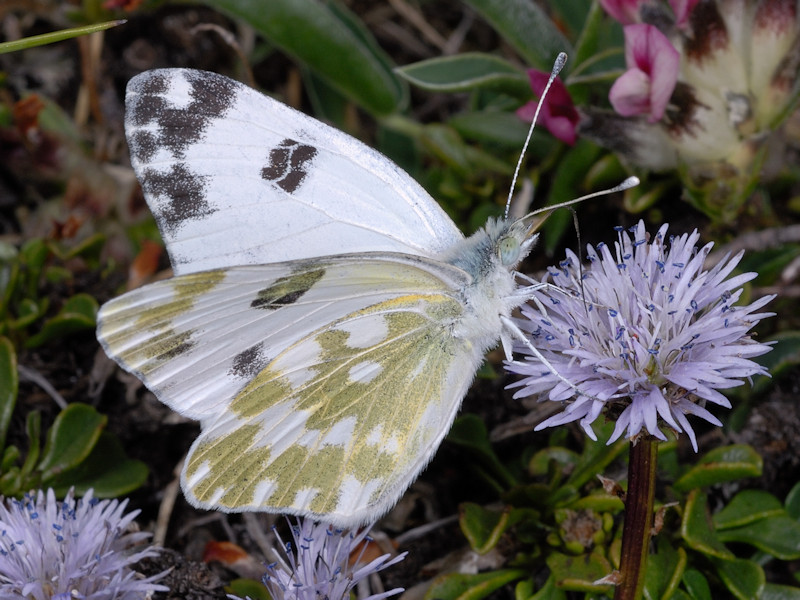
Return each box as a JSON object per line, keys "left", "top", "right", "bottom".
{"left": 712, "top": 557, "right": 764, "bottom": 600}
{"left": 681, "top": 490, "right": 734, "bottom": 559}
{"left": 546, "top": 550, "right": 614, "bottom": 592}
{"left": 424, "top": 570, "right": 527, "bottom": 600}
{"left": 673, "top": 444, "right": 762, "bottom": 492}
{"left": 760, "top": 583, "right": 800, "bottom": 599}
{"left": 713, "top": 489, "right": 784, "bottom": 530}
{"left": 25, "top": 293, "right": 98, "bottom": 348}
{"left": 39, "top": 403, "right": 106, "bottom": 481}
{"left": 0, "top": 337, "right": 17, "bottom": 449}
{"left": 47, "top": 432, "right": 148, "bottom": 498}
{"left": 682, "top": 568, "right": 711, "bottom": 600}
{"left": 716, "top": 515, "right": 800, "bottom": 560}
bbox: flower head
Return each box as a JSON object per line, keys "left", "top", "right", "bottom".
{"left": 0, "top": 488, "right": 167, "bottom": 600}
{"left": 516, "top": 71, "right": 579, "bottom": 145}
{"left": 582, "top": 0, "right": 800, "bottom": 219}
{"left": 609, "top": 24, "right": 680, "bottom": 123}
{"left": 507, "top": 221, "right": 774, "bottom": 451}
{"left": 258, "top": 519, "right": 406, "bottom": 600}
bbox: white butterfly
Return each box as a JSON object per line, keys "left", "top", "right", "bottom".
{"left": 97, "top": 66, "right": 633, "bottom": 528}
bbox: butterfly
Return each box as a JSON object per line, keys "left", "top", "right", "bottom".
{"left": 97, "top": 65, "right": 633, "bottom": 528}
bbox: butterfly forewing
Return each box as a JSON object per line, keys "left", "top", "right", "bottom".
{"left": 125, "top": 69, "right": 464, "bottom": 275}
{"left": 97, "top": 255, "right": 484, "bottom": 526}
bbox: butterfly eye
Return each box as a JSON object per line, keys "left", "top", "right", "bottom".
{"left": 498, "top": 236, "right": 521, "bottom": 266}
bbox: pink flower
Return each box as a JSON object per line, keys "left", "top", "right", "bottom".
{"left": 670, "top": 0, "right": 700, "bottom": 26}
{"left": 600, "top": 0, "right": 644, "bottom": 24}
{"left": 609, "top": 24, "right": 680, "bottom": 123}
{"left": 600, "top": 0, "right": 699, "bottom": 25}
{"left": 516, "top": 71, "right": 579, "bottom": 145}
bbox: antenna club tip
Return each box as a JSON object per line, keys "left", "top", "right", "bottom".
{"left": 621, "top": 176, "right": 640, "bottom": 189}
{"left": 553, "top": 52, "right": 568, "bottom": 75}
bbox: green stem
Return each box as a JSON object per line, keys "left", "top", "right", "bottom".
{"left": 614, "top": 435, "right": 658, "bottom": 600}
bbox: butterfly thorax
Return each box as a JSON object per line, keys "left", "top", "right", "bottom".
{"left": 439, "top": 217, "right": 535, "bottom": 353}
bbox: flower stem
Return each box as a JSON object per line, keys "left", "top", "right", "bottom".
{"left": 614, "top": 435, "right": 658, "bottom": 600}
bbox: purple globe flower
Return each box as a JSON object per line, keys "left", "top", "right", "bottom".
{"left": 0, "top": 488, "right": 167, "bottom": 600}
{"left": 507, "top": 221, "right": 774, "bottom": 450}
{"left": 257, "top": 518, "right": 406, "bottom": 600}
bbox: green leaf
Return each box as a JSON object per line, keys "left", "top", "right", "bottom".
{"left": 786, "top": 481, "right": 800, "bottom": 520}
{"left": 1, "top": 445, "right": 19, "bottom": 472}
{"left": 516, "top": 575, "right": 566, "bottom": 600}
{"left": 25, "top": 293, "right": 98, "bottom": 348}
{"left": 760, "top": 583, "right": 800, "bottom": 599}
{"left": 203, "top": 0, "right": 404, "bottom": 115}
{"left": 459, "top": 503, "right": 539, "bottom": 554}
{"left": 447, "top": 414, "right": 517, "bottom": 488}
{"left": 528, "top": 446, "right": 579, "bottom": 478}
{"left": 396, "top": 53, "right": 529, "bottom": 96}
{"left": 644, "top": 537, "right": 686, "bottom": 600}
{"left": 227, "top": 578, "right": 270, "bottom": 600}
{"left": 713, "top": 490, "right": 784, "bottom": 529}
{"left": 39, "top": 403, "right": 106, "bottom": 481}
{"left": 0, "top": 20, "right": 125, "bottom": 54}
{"left": 716, "top": 515, "right": 800, "bottom": 560}
{"left": 462, "top": 0, "right": 571, "bottom": 70}
{"left": 0, "top": 337, "right": 17, "bottom": 450}
{"left": 681, "top": 490, "right": 734, "bottom": 560}
{"left": 566, "top": 421, "right": 627, "bottom": 490}
{"left": 460, "top": 503, "right": 511, "bottom": 554}
{"left": 20, "top": 410, "right": 41, "bottom": 478}
{"left": 47, "top": 432, "right": 148, "bottom": 498}
{"left": 711, "top": 557, "right": 764, "bottom": 600}
{"left": 546, "top": 550, "right": 614, "bottom": 592}
{"left": 673, "top": 444, "right": 762, "bottom": 492}
{"left": 448, "top": 111, "right": 538, "bottom": 149}
{"left": 681, "top": 568, "right": 711, "bottom": 600}
{"left": 424, "top": 569, "right": 527, "bottom": 600}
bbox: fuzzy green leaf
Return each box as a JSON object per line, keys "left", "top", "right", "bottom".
{"left": 396, "top": 53, "right": 529, "bottom": 96}
{"left": 462, "top": 0, "right": 571, "bottom": 70}
{"left": 203, "top": 0, "right": 404, "bottom": 115}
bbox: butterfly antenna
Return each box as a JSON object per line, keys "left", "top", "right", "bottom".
{"left": 505, "top": 51, "right": 568, "bottom": 220}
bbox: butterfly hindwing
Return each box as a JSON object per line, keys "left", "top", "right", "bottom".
{"left": 97, "top": 255, "right": 485, "bottom": 525}
{"left": 125, "top": 69, "right": 464, "bottom": 275}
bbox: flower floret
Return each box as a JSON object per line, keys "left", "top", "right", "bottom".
{"left": 0, "top": 488, "right": 166, "bottom": 600}
{"left": 507, "top": 221, "right": 774, "bottom": 451}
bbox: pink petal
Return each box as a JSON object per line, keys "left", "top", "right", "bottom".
{"left": 609, "top": 68, "right": 653, "bottom": 116}
{"left": 517, "top": 70, "right": 579, "bottom": 145}
{"left": 599, "top": 0, "right": 643, "bottom": 24}
{"left": 612, "top": 24, "right": 680, "bottom": 122}
{"left": 669, "top": 0, "right": 700, "bottom": 26}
